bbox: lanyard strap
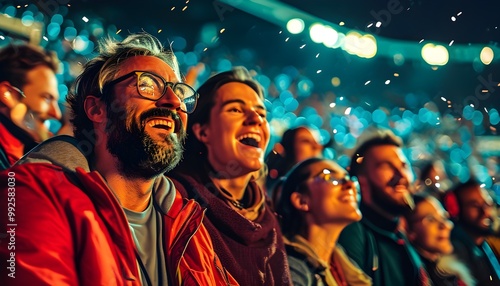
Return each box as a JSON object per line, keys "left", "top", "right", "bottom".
{"left": 482, "top": 242, "right": 500, "bottom": 279}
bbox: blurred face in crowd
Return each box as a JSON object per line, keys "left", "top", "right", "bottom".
{"left": 3, "top": 66, "right": 61, "bottom": 141}
{"left": 458, "top": 185, "right": 495, "bottom": 237}
{"left": 360, "top": 144, "right": 414, "bottom": 216}
{"left": 407, "top": 197, "right": 454, "bottom": 261}
{"left": 22, "top": 66, "right": 61, "bottom": 123}
{"left": 299, "top": 160, "right": 361, "bottom": 226}
{"left": 293, "top": 127, "right": 323, "bottom": 163}
{"left": 103, "top": 55, "right": 187, "bottom": 178}
{"left": 196, "top": 82, "right": 270, "bottom": 177}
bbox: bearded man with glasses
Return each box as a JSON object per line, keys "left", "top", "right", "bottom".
{"left": 0, "top": 33, "right": 237, "bottom": 286}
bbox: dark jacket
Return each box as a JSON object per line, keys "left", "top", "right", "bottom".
{"left": 0, "top": 136, "right": 237, "bottom": 286}
{"left": 338, "top": 204, "right": 428, "bottom": 286}
{"left": 285, "top": 235, "right": 371, "bottom": 286}
{"left": 450, "top": 223, "right": 500, "bottom": 286}
{"left": 171, "top": 171, "right": 292, "bottom": 285}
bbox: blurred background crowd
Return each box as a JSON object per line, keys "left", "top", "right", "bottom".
{"left": 1, "top": 0, "right": 499, "bottom": 192}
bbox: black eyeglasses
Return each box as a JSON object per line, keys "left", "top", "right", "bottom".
{"left": 102, "top": 70, "right": 199, "bottom": 114}
{"left": 8, "top": 84, "right": 26, "bottom": 98}
{"left": 310, "top": 169, "right": 356, "bottom": 187}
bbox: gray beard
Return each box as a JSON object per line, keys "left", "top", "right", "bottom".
{"left": 106, "top": 109, "right": 185, "bottom": 179}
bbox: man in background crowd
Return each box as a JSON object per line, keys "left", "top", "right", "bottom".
{"left": 0, "top": 43, "right": 64, "bottom": 170}
{"left": 338, "top": 128, "right": 429, "bottom": 286}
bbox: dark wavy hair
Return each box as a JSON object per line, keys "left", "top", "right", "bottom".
{"left": 66, "top": 33, "right": 180, "bottom": 156}
{"left": 174, "top": 66, "right": 264, "bottom": 173}
{"left": 0, "top": 44, "right": 59, "bottom": 88}
{"left": 275, "top": 157, "right": 325, "bottom": 237}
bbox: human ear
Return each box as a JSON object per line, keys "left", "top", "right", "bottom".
{"left": 0, "top": 82, "right": 20, "bottom": 109}
{"left": 290, "top": 192, "right": 310, "bottom": 212}
{"left": 192, "top": 123, "right": 210, "bottom": 144}
{"left": 84, "top": 95, "right": 106, "bottom": 123}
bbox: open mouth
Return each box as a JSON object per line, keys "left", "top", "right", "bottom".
{"left": 147, "top": 118, "right": 174, "bottom": 131}
{"left": 237, "top": 133, "right": 261, "bottom": 148}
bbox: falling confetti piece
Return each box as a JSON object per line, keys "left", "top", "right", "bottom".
{"left": 457, "top": 12, "right": 462, "bottom": 16}
{"left": 441, "top": 97, "right": 447, "bottom": 101}
{"left": 158, "top": 29, "right": 162, "bottom": 33}
{"left": 376, "top": 21, "right": 382, "bottom": 28}
{"left": 394, "top": 73, "right": 399, "bottom": 77}
{"left": 365, "top": 80, "right": 371, "bottom": 85}
{"left": 339, "top": 22, "right": 345, "bottom": 26}
{"left": 203, "top": 47, "right": 208, "bottom": 52}
{"left": 329, "top": 103, "right": 336, "bottom": 108}
{"left": 385, "top": 80, "right": 390, "bottom": 84}
{"left": 451, "top": 16, "right": 456, "bottom": 21}
{"left": 220, "top": 28, "right": 225, "bottom": 33}
{"left": 300, "top": 44, "right": 306, "bottom": 49}
{"left": 82, "top": 16, "right": 89, "bottom": 22}
{"left": 43, "top": 36, "right": 48, "bottom": 41}
{"left": 116, "top": 29, "right": 122, "bottom": 34}
{"left": 317, "top": 70, "right": 322, "bottom": 73}
{"left": 344, "top": 107, "right": 352, "bottom": 115}
{"left": 367, "top": 23, "right": 374, "bottom": 28}
{"left": 285, "top": 37, "right": 289, "bottom": 42}
{"left": 316, "top": 53, "right": 320, "bottom": 58}
{"left": 171, "top": 7, "right": 175, "bottom": 11}
{"left": 419, "top": 39, "right": 424, "bottom": 43}
{"left": 182, "top": 6, "right": 188, "bottom": 11}
{"left": 449, "top": 40, "right": 454, "bottom": 46}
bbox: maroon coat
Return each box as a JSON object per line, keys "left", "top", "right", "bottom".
{"left": 171, "top": 172, "right": 292, "bottom": 285}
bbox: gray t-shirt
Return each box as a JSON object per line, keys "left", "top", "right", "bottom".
{"left": 124, "top": 177, "right": 176, "bottom": 286}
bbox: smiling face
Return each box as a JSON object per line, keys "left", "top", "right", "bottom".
{"left": 458, "top": 185, "right": 495, "bottom": 237}
{"left": 293, "top": 127, "right": 323, "bottom": 163}
{"left": 104, "top": 55, "right": 187, "bottom": 178}
{"left": 303, "top": 160, "right": 362, "bottom": 226}
{"left": 361, "top": 144, "right": 414, "bottom": 216}
{"left": 197, "top": 82, "right": 270, "bottom": 177}
{"left": 407, "top": 197, "right": 454, "bottom": 260}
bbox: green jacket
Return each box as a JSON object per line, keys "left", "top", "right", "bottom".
{"left": 338, "top": 205, "right": 428, "bottom": 286}
{"left": 285, "top": 235, "right": 372, "bottom": 286}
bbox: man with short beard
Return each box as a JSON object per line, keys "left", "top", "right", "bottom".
{"left": 338, "top": 128, "right": 430, "bottom": 286}
{"left": 446, "top": 179, "right": 500, "bottom": 286}
{"left": 0, "top": 33, "right": 237, "bottom": 286}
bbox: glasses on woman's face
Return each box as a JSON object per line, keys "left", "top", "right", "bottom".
{"left": 414, "top": 214, "right": 454, "bottom": 228}
{"left": 103, "top": 70, "right": 199, "bottom": 113}
{"left": 310, "top": 168, "right": 356, "bottom": 187}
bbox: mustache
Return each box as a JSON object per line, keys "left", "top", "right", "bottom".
{"left": 139, "top": 108, "right": 183, "bottom": 132}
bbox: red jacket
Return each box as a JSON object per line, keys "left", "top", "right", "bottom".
{"left": 0, "top": 137, "right": 238, "bottom": 286}
{"left": 0, "top": 115, "right": 37, "bottom": 169}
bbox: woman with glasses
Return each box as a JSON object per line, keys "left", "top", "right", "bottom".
{"left": 404, "top": 193, "right": 475, "bottom": 286}
{"left": 275, "top": 157, "right": 371, "bottom": 286}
